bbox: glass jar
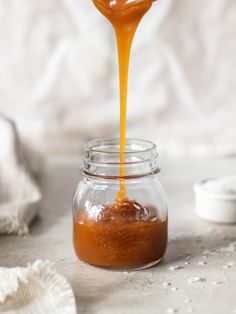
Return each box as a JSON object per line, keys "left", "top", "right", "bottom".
{"left": 73, "top": 139, "right": 168, "bottom": 270}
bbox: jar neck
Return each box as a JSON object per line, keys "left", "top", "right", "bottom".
{"left": 81, "top": 138, "right": 160, "bottom": 179}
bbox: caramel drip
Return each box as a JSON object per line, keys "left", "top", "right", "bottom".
{"left": 92, "top": 0, "right": 153, "bottom": 201}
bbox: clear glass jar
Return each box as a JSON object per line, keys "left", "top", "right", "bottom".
{"left": 73, "top": 139, "right": 168, "bottom": 270}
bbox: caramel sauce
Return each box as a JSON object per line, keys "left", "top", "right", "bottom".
{"left": 72, "top": 1, "right": 168, "bottom": 269}
{"left": 73, "top": 200, "right": 167, "bottom": 269}
{"left": 92, "top": 0, "right": 153, "bottom": 201}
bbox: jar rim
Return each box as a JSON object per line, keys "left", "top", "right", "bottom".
{"left": 84, "top": 138, "right": 157, "bottom": 156}
{"left": 82, "top": 138, "right": 159, "bottom": 179}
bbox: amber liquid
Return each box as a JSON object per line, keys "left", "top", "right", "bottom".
{"left": 92, "top": 0, "right": 153, "bottom": 202}
{"left": 74, "top": 200, "right": 167, "bottom": 269}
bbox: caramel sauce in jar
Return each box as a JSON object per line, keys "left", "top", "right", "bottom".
{"left": 73, "top": 139, "right": 168, "bottom": 270}
{"left": 74, "top": 199, "right": 167, "bottom": 269}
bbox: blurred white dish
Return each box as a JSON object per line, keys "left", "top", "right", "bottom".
{"left": 194, "top": 177, "right": 236, "bottom": 224}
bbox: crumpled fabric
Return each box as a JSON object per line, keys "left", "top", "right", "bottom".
{"left": 0, "top": 114, "right": 42, "bottom": 235}
{"left": 0, "top": 260, "right": 76, "bottom": 314}
{"left": 0, "top": 0, "right": 235, "bottom": 157}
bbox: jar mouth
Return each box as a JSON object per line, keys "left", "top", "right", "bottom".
{"left": 82, "top": 138, "right": 159, "bottom": 179}
{"left": 84, "top": 138, "right": 156, "bottom": 157}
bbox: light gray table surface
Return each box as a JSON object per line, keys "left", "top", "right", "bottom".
{"left": 0, "top": 156, "right": 236, "bottom": 314}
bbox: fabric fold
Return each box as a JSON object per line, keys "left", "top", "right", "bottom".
{"left": 0, "top": 114, "right": 42, "bottom": 235}
{"left": 0, "top": 260, "right": 77, "bottom": 314}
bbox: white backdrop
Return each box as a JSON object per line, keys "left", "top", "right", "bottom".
{"left": 0, "top": 0, "right": 235, "bottom": 156}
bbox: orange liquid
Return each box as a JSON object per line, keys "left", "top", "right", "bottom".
{"left": 74, "top": 201, "right": 167, "bottom": 269}
{"left": 92, "top": 0, "right": 153, "bottom": 202}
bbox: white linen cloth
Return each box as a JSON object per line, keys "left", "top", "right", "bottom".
{"left": 0, "top": 260, "right": 77, "bottom": 314}
{"left": 0, "top": 0, "right": 235, "bottom": 157}
{"left": 0, "top": 114, "right": 42, "bottom": 235}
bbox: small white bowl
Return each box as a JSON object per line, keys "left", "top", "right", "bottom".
{"left": 194, "top": 179, "right": 236, "bottom": 224}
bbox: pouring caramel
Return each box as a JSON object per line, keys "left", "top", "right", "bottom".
{"left": 92, "top": 0, "right": 153, "bottom": 201}
{"left": 72, "top": 1, "right": 168, "bottom": 270}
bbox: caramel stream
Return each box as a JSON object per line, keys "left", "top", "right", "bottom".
{"left": 92, "top": 0, "right": 153, "bottom": 201}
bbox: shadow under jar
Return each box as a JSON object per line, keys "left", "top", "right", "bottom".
{"left": 73, "top": 139, "right": 168, "bottom": 270}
